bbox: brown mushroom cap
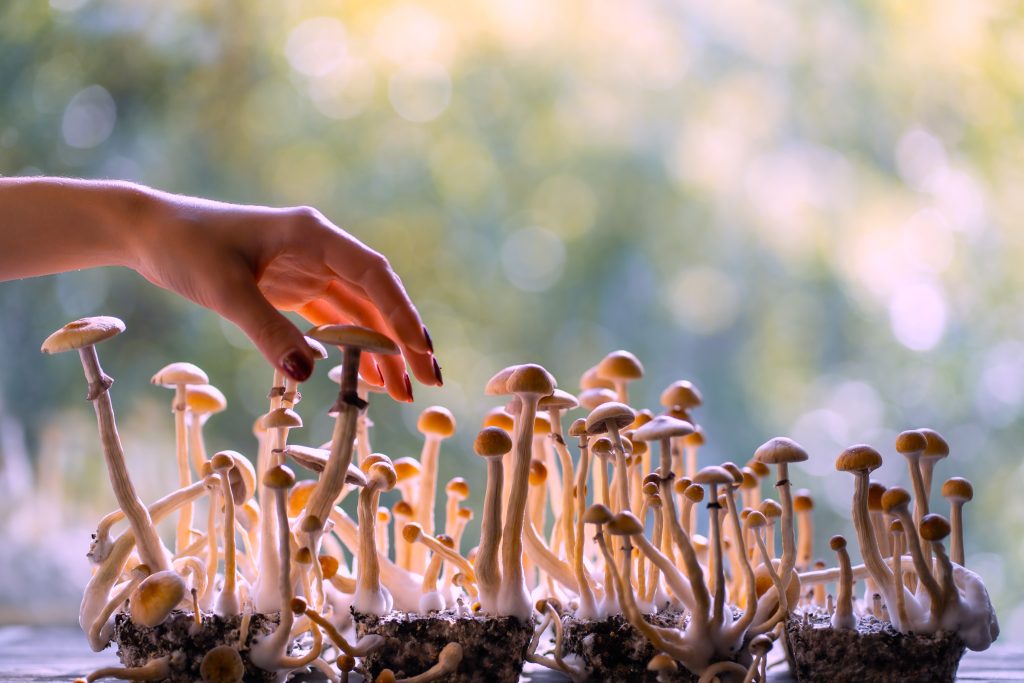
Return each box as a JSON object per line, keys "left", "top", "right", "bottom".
{"left": 42, "top": 316, "right": 126, "bottom": 353}
{"left": 880, "top": 486, "right": 911, "bottom": 513}
{"left": 648, "top": 653, "right": 678, "bottom": 673}
{"left": 683, "top": 427, "right": 705, "bottom": 447}
{"left": 151, "top": 361, "right": 209, "bottom": 387}
{"left": 829, "top": 535, "right": 847, "bottom": 551}
{"left": 583, "top": 503, "right": 613, "bottom": 525}
{"left": 200, "top": 644, "right": 244, "bottom": 683}
{"left": 919, "top": 428, "right": 950, "bottom": 458}
{"left": 393, "top": 500, "right": 414, "bottom": 517}
{"left": 630, "top": 409, "right": 654, "bottom": 430}
{"left": 895, "top": 429, "right": 928, "bottom": 454}
{"left": 263, "top": 407, "right": 303, "bottom": 430}
{"left": 446, "top": 477, "right": 470, "bottom": 498}
{"left": 740, "top": 469, "right": 758, "bottom": 490}
{"left": 889, "top": 519, "right": 904, "bottom": 533}
{"left": 402, "top": 522, "right": 424, "bottom": 543}
{"left": 585, "top": 401, "right": 637, "bottom": 435}
{"left": 754, "top": 437, "right": 809, "bottom": 465}
{"left": 722, "top": 462, "right": 744, "bottom": 485}
{"left": 263, "top": 465, "right": 296, "bottom": 490}
{"left": 481, "top": 406, "right": 515, "bottom": 431}
{"left": 580, "top": 365, "right": 615, "bottom": 391}
{"left": 393, "top": 457, "right": 422, "bottom": 481}
{"left": 919, "top": 513, "right": 951, "bottom": 541}
{"left": 793, "top": 489, "right": 814, "bottom": 512}
{"left": 745, "top": 510, "right": 768, "bottom": 528}
{"left": 129, "top": 570, "right": 187, "bottom": 628}
{"left": 759, "top": 498, "right": 782, "bottom": 519}
{"left": 608, "top": 511, "right": 644, "bottom": 536}
{"left": 474, "top": 426, "right": 513, "bottom": 457}
{"left": 747, "top": 460, "right": 770, "bottom": 478}
{"left": 660, "top": 380, "right": 703, "bottom": 410}
{"left": 539, "top": 388, "right": 580, "bottom": 411}
{"left": 507, "top": 363, "right": 556, "bottom": 396}
{"left": 867, "top": 481, "right": 887, "bottom": 511}
{"left": 210, "top": 452, "right": 234, "bottom": 472}
{"left": 941, "top": 477, "right": 973, "bottom": 502}
{"left": 307, "top": 324, "right": 400, "bottom": 355}
{"left": 529, "top": 459, "right": 548, "bottom": 485}
{"left": 568, "top": 418, "right": 588, "bottom": 438}
{"left": 597, "top": 350, "right": 644, "bottom": 381}
{"left": 186, "top": 385, "right": 227, "bottom": 414}
{"left": 367, "top": 461, "right": 398, "bottom": 490}
{"left": 578, "top": 387, "right": 618, "bottom": 410}
{"left": 835, "top": 444, "right": 883, "bottom": 473}
{"left": 484, "top": 365, "right": 516, "bottom": 395}
{"left": 418, "top": 406, "right": 456, "bottom": 438}
{"left": 693, "top": 465, "right": 734, "bottom": 486}
{"left": 684, "top": 483, "right": 705, "bottom": 502}
{"left": 590, "top": 436, "right": 614, "bottom": 458}
{"left": 631, "top": 414, "right": 695, "bottom": 442}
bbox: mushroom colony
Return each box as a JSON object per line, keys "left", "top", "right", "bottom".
{"left": 44, "top": 316, "right": 999, "bottom": 683}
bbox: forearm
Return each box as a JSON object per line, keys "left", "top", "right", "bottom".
{"left": 0, "top": 177, "right": 151, "bottom": 280}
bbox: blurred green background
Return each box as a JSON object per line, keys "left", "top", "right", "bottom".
{"left": 1, "top": 0, "right": 1021, "bottom": 641}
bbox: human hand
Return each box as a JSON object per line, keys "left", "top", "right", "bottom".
{"left": 129, "top": 190, "right": 439, "bottom": 401}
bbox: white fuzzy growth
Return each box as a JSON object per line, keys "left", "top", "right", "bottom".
{"left": 419, "top": 590, "right": 446, "bottom": 614}
{"left": 353, "top": 584, "right": 393, "bottom": 616}
{"left": 947, "top": 565, "right": 1000, "bottom": 651}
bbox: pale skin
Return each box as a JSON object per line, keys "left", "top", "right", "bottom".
{"left": 0, "top": 177, "right": 440, "bottom": 400}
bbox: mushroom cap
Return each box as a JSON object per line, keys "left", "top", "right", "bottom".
{"left": 829, "top": 535, "right": 847, "bottom": 551}
{"left": 793, "top": 489, "right": 814, "bottom": 512}
{"left": 647, "top": 653, "right": 678, "bottom": 673}
{"left": 740, "top": 468, "right": 758, "bottom": 490}
{"left": 754, "top": 437, "right": 809, "bottom": 465}
{"left": 361, "top": 453, "right": 390, "bottom": 470}
{"left": 759, "top": 498, "right": 782, "bottom": 519}
{"left": 568, "top": 418, "right": 588, "bottom": 438}
{"left": 393, "top": 500, "right": 414, "bottom": 517}
{"left": 631, "top": 414, "right": 695, "bottom": 442}
{"left": 529, "top": 459, "right": 548, "bottom": 485}
{"left": 583, "top": 503, "right": 613, "bottom": 525}
{"left": 41, "top": 316, "right": 125, "bottom": 354}
{"left": 306, "top": 324, "right": 400, "bottom": 354}
{"left": 608, "top": 512, "right": 644, "bottom": 536}
{"left": 532, "top": 412, "right": 552, "bottom": 435}
{"left": 288, "top": 481, "right": 318, "bottom": 517}
{"left": 393, "top": 456, "right": 422, "bottom": 481}
{"left": 835, "top": 444, "right": 883, "bottom": 473}
{"left": 299, "top": 513, "right": 323, "bottom": 533}
{"left": 880, "top": 486, "right": 911, "bottom": 513}
{"left": 889, "top": 519, "right": 904, "bottom": 533}
{"left": 484, "top": 366, "right": 516, "bottom": 396}
{"left": 474, "top": 427, "right": 512, "bottom": 457}
{"left": 630, "top": 409, "right": 654, "bottom": 430}
{"left": 319, "top": 555, "right": 340, "bottom": 579}
{"left": 895, "top": 430, "right": 928, "bottom": 455}
{"left": 210, "top": 451, "right": 234, "bottom": 472}
{"left": 918, "top": 428, "right": 950, "bottom": 458}
{"left": 941, "top": 477, "right": 973, "bottom": 502}
{"left": 539, "top": 389, "right": 580, "bottom": 411}
{"left": 402, "top": 522, "right": 424, "bottom": 543}
{"left": 367, "top": 462, "right": 397, "bottom": 490}
{"left": 585, "top": 401, "right": 636, "bottom": 434}
{"left": 446, "top": 477, "right": 470, "bottom": 498}
{"left": 684, "top": 483, "right": 705, "bottom": 502}
{"left": 263, "top": 407, "right": 303, "bottom": 430}
{"left": 745, "top": 510, "right": 768, "bottom": 528}
{"left": 722, "top": 462, "right": 744, "bottom": 485}
{"left": 590, "top": 436, "right": 613, "bottom": 458}
{"left": 749, "top": 635, "right": 773, "bottom": 656}
{"left": 482, "top": 407, "right": 515, "bottom": 431}
{"left": 693, "top": 465, "right": 734, "bottom": 486}
{"left": 303, "top": 336, "right": 329, "bottom": 360}
{"left": 200, "top": 644, "right": 244, "bottom": 683}
{"left": 507, "top": 363, "right": 556, "bottom": 396}
{"left": 660, "top": 380, "right": 703, "bottom": 410}
{"left": 295, "top": 546, "right": 314, "bottom": 564}
{"left": 458, "top": 507, "right": 474, "bottom": 521}
{"left": 867, "top": 481, "right": 886, "bottom": 511}
{"left": 920, "top": 513, "right": 951, "bottom": 541}
{"left": 597, "top": 350, "right": 644, "bottom": 381}
{"left": 263, "top": 465, "right": 296, "bottom": 490}
{"left": 580, "top": 365, "right": 615, "bottom": 390}
{"left": 151, "top": 362, "right": 209, "bottom": 387}
{"left": 186, "top": 385, "right": 227, "bottom": 414}
{"left": 578, "top": 387, "right": 617, "bottom": 410}
{"left": 129, "top": 570, "right": 187, "bottom": 628}
{"left": 683, "top": 427, "right": 705, "bottom": 447}
{"left": 747, "top": 460, "right": 770, "bottom": 478}
{"left": 418, "top": 406, "right": 456, "bottom": 437}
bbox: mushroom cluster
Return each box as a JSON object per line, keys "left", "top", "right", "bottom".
{"left": 45, "top": 318, "right": 997, "bottom": 683}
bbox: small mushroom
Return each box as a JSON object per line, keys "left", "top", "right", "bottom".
{"left": 199, "top": 645, "right": 244, "bottom": 683}
{"left": 473, "top": 426, "right": 511, "bottom": 614}
{"left": 829, "top": 535, "right": 856, "bottom": 631}
{"left": 596, "top": 350, "right": 644, "bottom": 403}
{"left": 354, "top": 459, "right": 399, "bottom": 615}
{"left": 128, "top": 570, "right": 187, "bottom": 628}
{"left": 941, "top": 477, "right": 973, "bottom": 566}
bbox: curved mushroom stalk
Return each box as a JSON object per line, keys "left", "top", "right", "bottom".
{"left": 292, "top": 597, "right": 385, "bottom": 657}
{"left": 829, "top": 536, "right": 856, "bottom": 631}
{"left": 354, "top": 459, "right": 399, "bottom": 615}
{"left": 378, "top": 642, "right": 463, "bottom": 683}
{"left": 74, "top": 655, "right": 170, "bottom": 683}
{"left": 86, "top": 565, "right": 150, "bottom": 650}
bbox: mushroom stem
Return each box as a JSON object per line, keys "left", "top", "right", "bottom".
{"left": 412, "top": 434, "right": 442, "bottom": 573}
{"left": 476, "top": 455, "right": 504, "bottom": 613}
{"left": 77, "top": 656, "right": 170, "bottom": 683}
{"left": 658, "top": 476, "right": 710, "bottom": 628}
{"left": 296, "top": 599, "right": 385, "bottom": 657}
{"left": 354, "top": 475, "right": 391, "bottom": 615}
{"left": 215, "top": 472, "right": 239, "bottom": 616}
{"left": 950, "top": 500, "right": 965, "bottom": 566}
{"left": 571, "top": 435, "right": 600, "bottom": 619}
{"left": 831, "top": 538, "right": 856, "bottom": 631}
{"left": 706, "top": 484, "right": 727, "bottom": 627}
{"left": 850, "top": 473, "right": 894, "bottom": 592}
{"left": 171, "top": 384, "right": 191, "bottom": 554}
{"left": 79, "top": 346, "right": 169, "bottom": 572}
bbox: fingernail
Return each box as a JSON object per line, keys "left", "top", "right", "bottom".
{"left": 375, "top": 362, "right": 385, "bottom": 386}
{"left": 432, "top": 357, "right": 444, "bottom": 385}
{"left": 281, "top": 350, "right": 313, "bottom": 382}
{"left": 423, "top": 325, "right": 434, "bottom": 353}
{"left": 403, "top": 373, "right": 414, "bottom": 402}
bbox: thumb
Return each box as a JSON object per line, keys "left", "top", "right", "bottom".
{"left": 215, "top": 278, "right": 314, "bottom": 382}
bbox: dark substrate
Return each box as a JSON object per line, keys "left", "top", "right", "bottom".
{"left": 354, "top": 609, "right": 534, "bottom": 683}
{"left": 113, "top": 609, "right": 283, "bottom": 683}
{"left": 785, "top": 611, "right": 967, "bottom": 683}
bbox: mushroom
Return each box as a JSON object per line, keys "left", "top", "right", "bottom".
{"left": 919, "top": 513, "right": 958, "bottom": 622}
{"left": 580, "top": 364, "right": 615, "bottom": 390}
{"left": 941, "top": 477, "right": 973, "bottom": 566}
{"left": 291, "top": 597, "right": 385, "bottom": 658}
{"left": 577, "top": 387, "right": 617, "bottom": 411}
{"left": 889, "top": 518, "right": 909, "bottom": 625}
{"left": 377, "top": 642, "right": 462, "bottom": 683}
{"left": 211, "top": 451, "right": 241, "bottom": 616}
{"left": 152, "top": 361, "right": 210, "bottom": 554}
{"left": 585, "top": 401, "right": 637, "bottom": 514}
{"left": 354, "top": 458, "right": 398, "bottom": 615}
{"left": 128, "top": 569, "right": 187, "bottom": 628}
{"left": 392, "top": 499, "right": 416, "bottom": 572}
{"left": 880, "top": 486, "right": 943, "bottom": 616}
{"left": 472, "top": 426, "right": 511, "bottom": 613}
{"left": 793, "top": 489, "right": 814, "bottom": 571}
{"left": 829, "top": 535, "right": 856, "bottom": 631}
{"left": 420, "top": 534, "right": 456, "bottom": 613}
{"left": 539, "top": 388, "right": 581, "bottom": 566}
{"left": 199, "top": 645, "right": 245, "bottom": 683}
{"left": 868, "top": 480, "right": 890, "bottom": 559}
{"left": 41, "top": 317, "right": 170, "bottom": 573}
{"left": 596, "top": 350, "right": 644, "bottom": 403}
{"left": 75, "top": 656, "right": 171, "bottom": 683}
{"left": 393, "top": 457, "right": 422, "bottom": 522}
{"left": 693, "top": 465, "right": 734, "bottom": 627}
{"left": 185, "top": 384, "right": 227, "bottom": 475}
{"left": 647, "top": 653, "right": 678, "bottom": 683}
{"left": 486, "top": 363, "right": 555, "bottom": 620}
{"left": 917, "top": 428, "right": 950, "bottom": 498}
{"left": 631, "top": 414, "right": 695, "bottom": 480}
{"left": 753, "top": 437, "right": 808, "bottom": 586}
{"left": 328, "top": 362, "right": 385, "bottom": 465}
{"left": 411, "top": 406, "right": 456, "bottom": 573}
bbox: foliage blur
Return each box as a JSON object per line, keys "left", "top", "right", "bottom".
{"left": 1, "top": 0, "right": 1022, "bottom": 638}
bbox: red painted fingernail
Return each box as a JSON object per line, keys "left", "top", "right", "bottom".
{"left": 375, "top": 362, "right": 385, "bottom": 386}
{"left": 403, "top": 373, "right": 414, "bottom": 402}
{"left": 432, "top": 357, "right": 444, "bottom": 385}
{"left": 281, "top": 349, "right": 313, "bottom": 382}
{"left": 423, "top": 326, "right": 434, "bottom": 353}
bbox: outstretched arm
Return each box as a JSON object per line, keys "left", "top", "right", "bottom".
{"left": 0, "top": 177, "right": 439, "bottom": 400}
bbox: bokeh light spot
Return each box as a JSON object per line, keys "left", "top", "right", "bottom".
{"left": 500, "top": 227, "right": 566, "bottom": 293}
{"left": 388, "top": 62, "right": 452, "bottom": 123}
{"left": 666, "top": 266, "right": 740, "bottom": 334}
{"left": 285, "top": 17, "right": 349, "bottom": 78}
{"left": 61, "top": 85, "right": 115, "bottom": 149}
{"left": 888, "top": 281, "right": 947, "bottom": 351}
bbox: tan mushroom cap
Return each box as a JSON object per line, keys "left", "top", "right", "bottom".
{"left": 648, "top": 653, "right": 678, "bottom": 673}
{"left": 941, "top": 477, "right": 973, "bottom": 502}
{"left": 759, "top": 498, "right": 783, "bottom": 519}
{"left": 585, "top": 401, "right": 636, "bottom": 434}
{"left": 507, "top": 363, "right": 556, "bottom": 396}
{"left": 583, "top": 503, "right": 613, "bottom": 525}
{"left": 580, "top": 365, "right": 615, "bottom": 391}
{"left": 210, "top": 451, "right": 234, "bottom": 472}
{"left": 740, "top": 469, "right": 758, "bottom": 490}
{"left": 895, "top": 429, "right": 928, "bottom": 454}
{"left": 474, "top": 427, "right": 512, "bottom": 457}
{"left": 539, "top": 388, "right": 580, "bottom": 411}
{"left": 829, "top": 535, "right": 847, "bottom": 551}
{"left": 367, "top": 461, "right": 398, "bottom": 490}
{"left": 446, "top": 477, "right": 470, "bottom": 498}
{"left": 880, "top": 486, "right": 911, "bottom": 512}
{"left": 835, "top": 444, "right": 883, "bottom": 473}
{"left": 889, "top": 518, "right": 904, "bottom": 533}
{"left": 186, "top": 385, "right": 227, "bottom": 414}
{"left": 722, "top": 462, "right": 744, "bottom": 484}
{"left": 129, "top": 570, "right": 187, "bottom": 628}
{"left": 41, "top": 316, "right": 125, "bottom": 354}
{"left": 578, "top": 387, "right": 617, "bottom": 410}
{"left": 361, "top": 453, "right": 390, "bottom": 471}
{"left": 608, "top": 511, "right": 644, "bottom": 536}
{"left": 482, "top": 406, "right": 514, "bottom": 431}
{"left": 630, "top": 409, "right": 654, "bottom": 430}
{"left": 660, "top": 380, "right": 703, "bottom": 410}
{"left": 747, "top": 460, "right": 770, "bottom": 478}
{"left": 529, "top": 459, "right": 548, "bottom": 485}
{"left": 754, "top": 437, "right": 809, "bottom": 465}
{"left": 393, "top": 500, "right": 414, "bottom": 517}
{"left": 684, "top": 483, "right": 705, "bottom": 502}
{"left": 693, "top": 465, "right": 734, "bottom": 486}
{"left": 263, "top": 407, "right": 303, "bottom": 430}
{"left": 393, "top": 456, "right": 422, "bottom": 481}
{"left": 307, "top": 324, "right": 400, "bottom": 355}
{"left": 288, "top": 481, "right": 317, "bottom": 518}
{"left": 920, "top": 513, "right": 951, "bottom": 541}
{"left": 458, "top": 507, "right": 473, "bottom": 521}
{"left": 263, "top": 464, "right": 296, "bottom": 490}
{"left": 683, "top": 427, "right": 705, "bottom": 447}
{"left": 418, "top": 406, "right": 456, "bottom": 437}
{"left": 318, "top": 555, "right": 340, "bottom": 580}
{"left": 918, "top": 428, "right": 950, "bottom": 458}
{"left": 745, "top": 510, "right": 768, "bottom": 528}
{"left": 793, "top": 489, "right": 814, "bottom": 512}
{"left": 590, "top": 436, "right": 613, "bottom": 458}
{"left": 631, "top": 414, "right": 695, "bottom": 442}
{"left": 303, "top": 336, "right": 329, "bottom": 361}
{"left": 749, "top": 635, "right": 773, "bottom": 656}
{"left": 867, "top": 481, "right": 886, "bottom": 511}
{"left": 402, "top": 522, "right": 424, "bottom": 543}
{"left": 597, "top": 350, "right": 644, "bottom": 381}
{"left": 200, "top": 644, "right": 244, "bottom": 683}
{"left": 533, "top": 413, "right": 552, "bottom": 435}
{"left": 568, "top": 418, "right": 588, "bottom": 438}
{"left": 151, "top": 361, "right": 209, "bottom": 387}
{"left": 484, "top": 365, "right": 516, "bottom": 396}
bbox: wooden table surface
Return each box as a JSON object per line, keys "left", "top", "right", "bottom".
{"left": 0, "top": 626, "right": 1019, "bottom": 682}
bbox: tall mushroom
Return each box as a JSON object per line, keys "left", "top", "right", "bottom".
{"left": 941, "top": 477, "right": 973, "bottom": 566}
{"left": 585, "top": 402, "right": 638, "bottom": 514}
{"left": 752, "top": 437, "right": 808, "bottom": 586}
{"left": 41, "top": 317, "right": 170, "bottom": 573}
{"left": 185, "top": 384, "right": 226, "bottom": 475}
{"left": 829, "top": 535, "right": 856, "bottom": 630}
{"left": 473, "top": 426, "right": 511, "bottom": 614}
{"left": 354, "top": 458, "right": 399, "bottom": 615}
{"left": 411, "top": 406, "right": 456, "bottom": 573}
{"left": 918, "top": 428, "right": 950, "bottom": 497}
{"left": 693, "top": 465, "right": 734, "bottom": 627}
{"left": 596, "top": 350, "right": 644, "bottom": 404}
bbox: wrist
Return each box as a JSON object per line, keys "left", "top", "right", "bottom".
{"left": 96, "top": 181, "right": 164, "bottom": 270}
